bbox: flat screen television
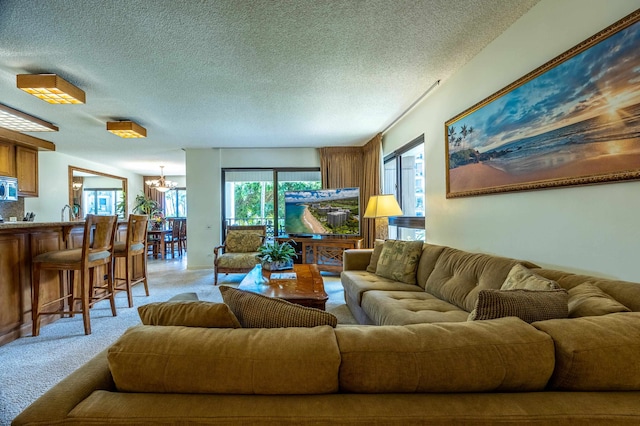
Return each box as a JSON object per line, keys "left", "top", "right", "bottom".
{"left": 284, "top": 187, "right": 360, "bottom": 236}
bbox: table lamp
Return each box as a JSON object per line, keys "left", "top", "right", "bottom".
{"left": 363, "top": 195, "right": 403, "bottom": 240}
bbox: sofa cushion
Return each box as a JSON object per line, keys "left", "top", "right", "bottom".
{"left": 365, "top": 239, "right": 385, "bottom": 273}
{"left": 470, "top": 289, "right": 569, "bottom": 323}
{"left": 225, "top": 230, "right": 264, "bottom": 253}
{"left": 341, "top": 270, "right": 421, "bottom": 306}
{"left": 533, "top": 268, "right": 640, "bottom": 312}
{"left": 335, "top": 317, "right": 554, "bottom": 393}
{"left": 361, "top": 290, "right": 469, "bottom": 325}
{"left": 424, "top": 247, "right": 537, "bottom": 312}
{"left": 108, "top": 325, "right": 341, "bottom": 394}
{"left": 375, "top": 239, "right": 423, "bottom": 285}
{"left": 415, "top": 243, "right": 446, "bottom": 289}
{"left": 219, "top": 286, "right": 337, "bottom": 328}
{"left": 567, "top": 282, "right": 631, "bottom": 317}
{"left": 138, "top": 301, "right": 241, "bottom": 328}
{"left": 501, "top": 264, "right": 560, "bottom": 290}
{"left": 533, "top": 312, "right": 640, "bottom": 391}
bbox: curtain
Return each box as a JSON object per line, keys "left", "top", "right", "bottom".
{"left": 143, "top": 176, "right": 166, "bottom": 213}
{"left": 318, "top": 133, "right": 382, "bottom": 248}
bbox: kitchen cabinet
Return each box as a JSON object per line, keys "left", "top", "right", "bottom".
{"left": 0, "top": 141, "right": 16, "bottom": 177}
{"left": 16, "top": 146, "right": 38, "bottom": 197}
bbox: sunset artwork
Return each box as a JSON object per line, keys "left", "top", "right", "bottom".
{"left": 445, "top": 11, "right": 640, "bottom": 198}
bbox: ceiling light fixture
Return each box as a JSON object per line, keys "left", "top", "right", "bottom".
{"left": 0, "top": 103, "right": 59, "bottom": 132}
{"left": 72, "top": 182, "right": 83, "bottom": 191}
{"left": 16, "top": 74, "right": 86, "bottom": 104}
{"left": 145, "top": 166, "right": 177, "bottom": 193}
{"left": 106, "top": 121, "right": 147, "bottom": 138}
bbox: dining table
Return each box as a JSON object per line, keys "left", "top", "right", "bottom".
{"left": 147, "top": 228, "right": 171, "bottom": 259}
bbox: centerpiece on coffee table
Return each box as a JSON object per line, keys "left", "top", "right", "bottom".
{"left": 258, "top": 240, "right": 297, "bottom": 271}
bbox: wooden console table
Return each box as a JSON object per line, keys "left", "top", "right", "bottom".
{"left": 277, "top": 236, "right": 362, "bottom": 274}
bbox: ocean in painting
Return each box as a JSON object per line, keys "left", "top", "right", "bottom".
{"left": 284, "top": 204, "right": 309, "bottom": 234}
{"left": 482, "top": 102, "right": 640, "bottom": 176}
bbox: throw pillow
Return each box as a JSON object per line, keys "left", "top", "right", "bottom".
{"left": 365, "top": 239, "right": 385, "bottom": 273}
{"left": 567, "top": 282, "right": 631, "bottom": 318}
{"left": 138, "top": 301, "right": 242, "bottom": 328}
{"left": 471, "top": 289, "right": 569, "bottom": 323}
{"left": 219, "top": 286, "right": 338, "bottom": 328}
{"left": 375, "top": 239, "right": 423, "bottom": 285}
{"left": 501, "top": 264, "right": 560, "bottom": 290}
{"left": 225, "top": 230, "right": 263, "bottom": 253}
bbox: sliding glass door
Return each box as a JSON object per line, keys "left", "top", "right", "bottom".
{"left": 222, "top": 168, "right": 321, "bottom": 237}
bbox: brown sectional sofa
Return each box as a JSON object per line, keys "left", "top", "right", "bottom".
{"left": 13, "top": 243, "right": 640, "bottom": 425}
{"left": 342, "top": 243, "right": 640, "bottom": 325}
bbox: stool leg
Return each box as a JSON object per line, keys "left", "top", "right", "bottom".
{"left": 125, "top": 254, "right": 133, "bottom": 308}
{"left": 81, "top": 268, "right": 91, "bottom": 335}
{"left": 106, "top": 262, "right": 117, "bottom": 317}
{"left": 32, "top": 263, "right": 41, "bottom": 337}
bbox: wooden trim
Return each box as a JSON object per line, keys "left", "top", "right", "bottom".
{"left": 0, "top": 127, "right": 56, "bottom": 151}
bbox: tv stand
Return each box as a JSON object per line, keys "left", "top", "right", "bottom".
{"left": 277, "top": 236, "right": 362, "bottom": 274}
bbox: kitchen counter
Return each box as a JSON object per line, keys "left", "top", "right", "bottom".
{"left": 0, "top": 220, "right": 85, "bottom": 229}
{"left": 0, "top": 220, "right": 135, "bottom": 346}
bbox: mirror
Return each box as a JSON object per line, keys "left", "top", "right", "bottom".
{"left": 68, "top": 166, "right": 128, "bottom": 220}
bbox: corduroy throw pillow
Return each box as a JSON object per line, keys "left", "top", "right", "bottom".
{"left": 220, "top": 286, "right": 337, "bottom": 328}
{"left": 471, "top": 288, "right": 569, "bottom": 323}
{"left": 138, "top": 301, "right": 242, "bottom": 328}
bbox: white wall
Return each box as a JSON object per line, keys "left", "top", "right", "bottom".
{"left": 185, "top": 147, "right": 319, "bottom": 269}
{"left": 25, "top": 151, "right": 143, "bottom": 222}
{"left": 383, "top": 0, "right": 640, "bottom": 282}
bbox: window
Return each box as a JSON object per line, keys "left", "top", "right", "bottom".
{"left": 222, "top": 168, "right": 321, "bottom": 237}
{"left": 164, "top": 188, "right": 187, "bottom": 217}
{"left": 384, "top": 134, "right": 425, "bottom": 241}
{"left": 82, "top": 189, "right": 124, "bottom": 218}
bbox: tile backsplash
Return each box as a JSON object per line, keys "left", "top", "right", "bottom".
{"left": 0, "top": 198, "right": 25, "bottom": 222}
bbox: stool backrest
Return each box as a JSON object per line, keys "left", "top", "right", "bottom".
{"left": 84, "top": 214, "right": 118, "bottom": 265}
{"left": 127, "top": 214, "right": 149, "bottom": 250}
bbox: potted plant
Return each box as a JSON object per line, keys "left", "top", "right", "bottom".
{"left": 132, "top": 193, "right": 159, "bottom": 216}
{"left": 258, "top": 240, "right": 297, "bottom": 271}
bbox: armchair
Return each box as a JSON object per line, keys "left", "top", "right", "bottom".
{"left": 213, "top": 225, "right": 266, "bottom": 285}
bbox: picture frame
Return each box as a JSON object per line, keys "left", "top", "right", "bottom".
{"left": 445, "top": 9, "right": 640, "bottom": 198}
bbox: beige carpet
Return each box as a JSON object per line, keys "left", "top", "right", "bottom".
{"left": 0, "top": 257, "right": 356, "bottom": 425}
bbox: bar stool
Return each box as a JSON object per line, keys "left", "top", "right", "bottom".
{"left": 31, "top": 214, "right": 118, "bottom": 336}
{"left": 113, "top": 214, "right": 149, "bottom": 307}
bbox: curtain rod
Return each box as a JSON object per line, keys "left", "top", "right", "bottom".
{"left": 381, "top": 79, "right": 441, "bottom": 135}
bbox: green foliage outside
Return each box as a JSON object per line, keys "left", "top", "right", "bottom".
{"left": 232, "top": 181, "right": 322, "bottom": 229}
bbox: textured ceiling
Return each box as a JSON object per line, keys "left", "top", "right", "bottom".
{"left": 0, "top": 0, "right": 539, "bottom": 175}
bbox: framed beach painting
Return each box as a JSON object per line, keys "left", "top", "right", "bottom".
{"left": 445, "top": 9, "right": 640, "bottom": 198}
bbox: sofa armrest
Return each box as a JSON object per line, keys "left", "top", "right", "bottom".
{"left": 343, "top": 249, "right": 373, "bottom": 271}
{"left": 12, "top": 350, "right": 115, "bottom": 426}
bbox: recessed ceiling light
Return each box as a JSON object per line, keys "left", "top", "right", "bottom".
{"left": 17, "top": 74, "right": 86, "bottom": 104}
{"left": 106, "top": 121, "right": 147, "bottom": 138}
{"left": 0, "top": 103, "right": 58, "bottom": 132}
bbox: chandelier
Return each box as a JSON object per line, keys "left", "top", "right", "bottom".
{"left": 145, "top": 166, "right": 177, "bottom": 193}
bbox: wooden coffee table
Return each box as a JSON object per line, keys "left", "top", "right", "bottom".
{"left": 238, "top": 264, "right": 329, "bottom": 310}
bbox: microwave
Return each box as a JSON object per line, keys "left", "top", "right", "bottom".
{"left": 0, "top": 176, "right": 18, "bottom": 201}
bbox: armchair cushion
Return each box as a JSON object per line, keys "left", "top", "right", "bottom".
{"left": 225, "top": 230, "right": 264, "bottom": 253}
{"left": 216, "top": 252, "right": 261, "bottom": 269}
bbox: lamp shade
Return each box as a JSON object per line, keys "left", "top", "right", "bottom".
{"left": 363, "top": 195, "right": 403, "bottom": 218}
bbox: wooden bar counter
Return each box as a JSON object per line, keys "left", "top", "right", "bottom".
{"left": 0, "top": 220, "right": 139, "bottom": 346}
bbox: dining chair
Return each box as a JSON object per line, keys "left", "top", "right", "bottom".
{"left": 113, "top": 214, "right": 149, "bottom": 307}
{"left": 164, "top": 218, "right": 182, "bottom": 258}
{"left": 31, "top": 214, "right": 118, "bottom": 336}
{"left": 179, "top": 219, "right": 187, "bottom": 254}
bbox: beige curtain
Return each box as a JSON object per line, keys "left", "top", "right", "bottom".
{"left": 143, "top": 176, "right": 165, "bottom": 213}
{"left": 318, "top": 133, "right": 382, "bottom": 248}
